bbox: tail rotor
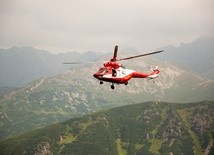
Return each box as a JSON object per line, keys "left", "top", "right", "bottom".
{"left": 147, "top": 65, "right": 160, "bottom": 82}
{"left": 148, "top": 65, "right": 159, "bottom": 72}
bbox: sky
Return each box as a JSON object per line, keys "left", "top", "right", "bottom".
{"left": 0, "top": 0, "right": 213, "bottom": 54}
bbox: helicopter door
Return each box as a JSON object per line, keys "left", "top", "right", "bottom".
{"left": 112, "top": 68, "right": 117, "bottom": 77}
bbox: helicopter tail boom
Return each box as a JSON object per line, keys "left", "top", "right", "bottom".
{"left": 132, "top": 65, "right": 160, "bottom": 79}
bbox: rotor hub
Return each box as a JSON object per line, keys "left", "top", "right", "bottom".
{"left": 103, "top": 62, "right": 121, "bottom": 69}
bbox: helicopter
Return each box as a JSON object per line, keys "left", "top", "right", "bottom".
{"left": 93, "top": 46, "right": 163, "bottom": 89}
{"left": 64, "top": 46, "right": 163, "bottom": 89}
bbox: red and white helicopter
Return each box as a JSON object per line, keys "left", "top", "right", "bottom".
{"left": 64, "top": 46, "right": 163, "bottom": 89}
{"left": 93, "top": 46, "right": 163, "bottom": 89}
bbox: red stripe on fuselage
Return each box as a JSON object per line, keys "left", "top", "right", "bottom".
{"left": 132, "top": 70, "right": 159, "bottom": 78}
{"left": 132, "top": 71, "right": 149, "bottom": 78}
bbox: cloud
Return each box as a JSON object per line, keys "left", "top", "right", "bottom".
{"left": 0, "top": 0, "right": 213, "bottom": 53}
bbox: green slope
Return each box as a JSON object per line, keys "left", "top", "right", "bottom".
{"left": 0, "top": 101, "right": 213, "bottom": 155}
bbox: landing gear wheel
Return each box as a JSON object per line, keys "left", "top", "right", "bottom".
{"left": 111, "top": 84, "right": 115, "bottom": 90}
{"left": 100, "top": 81, "right": 103, "bottom": 84}
{"left": 125, "top": 82, "right": 128, "bottom": 85}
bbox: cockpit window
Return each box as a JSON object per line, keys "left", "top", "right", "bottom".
{"left": 98, "top": 68, "right": 107, "bottom": 73}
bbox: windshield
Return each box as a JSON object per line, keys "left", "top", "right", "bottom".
{"left": 98, "top": 68, "right": 107, "bottom": 73}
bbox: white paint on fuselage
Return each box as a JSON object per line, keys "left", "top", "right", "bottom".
{"left": 102, "top": 67, "right": 134, "bottom": 78}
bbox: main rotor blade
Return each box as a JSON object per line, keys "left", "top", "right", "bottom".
{"left": 63, "top": 60, "right": 104, "bottom": 65}
{"left": 117, "top": 50, "right": 164, "bottom": 61}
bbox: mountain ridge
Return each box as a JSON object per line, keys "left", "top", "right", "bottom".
{"left": 0, "top": 101, "right": 213, "bottom": 155}
{"left": 0, "top": 56, "right": 213, "bottom": 140}
{"left": 0, "top": 46, "right": 98, "bottom": 87}
{"left": 1, "top": 36, "right": 214, "bottom": 87}
{"left": 158, "top": 36, "right": 214, "bottom": 79}
{"left": 0, "top": 37, "right": 213, "bottom": 142}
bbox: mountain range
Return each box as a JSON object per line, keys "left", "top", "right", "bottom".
{"left": 158, "top": 36, "right": 214, "bottom": 79}
{"left": 0, "top": 54, "right": 213, "bottom": 140}
{"left": 0, "top": 36, "right": 213, "bottom": 154}
{"left": 0, "top": 101, "right": 213, "bottom": 155}
{"left": 0, "top": 36, "right": 213, "bottom": 88}
{"left": 0, "top": 46, "right": 98, "bottom": 87}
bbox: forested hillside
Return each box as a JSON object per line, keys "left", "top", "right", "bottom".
{"left": 0, "top": 101, "right": 213, "bottom": 155}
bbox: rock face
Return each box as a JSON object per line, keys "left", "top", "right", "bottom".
{"left": 0, "top": 101, "right": 213, "bottom": 155}
{"left": 34, "top": 142, "right": 53, "bottom": 155}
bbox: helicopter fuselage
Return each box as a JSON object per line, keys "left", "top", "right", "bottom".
{"left": 93, "top": 66, "right": 133, "bottom": 84}
{"left": 93, "top": 61, "right": 160, "bottom": 86}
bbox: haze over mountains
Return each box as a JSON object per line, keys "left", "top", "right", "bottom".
{"left": 0, "top": 36, "right": 213, "bottom": 88}
{"left": 0, "top": 36, "right": 214, "bottom": 154}
{"left": 0, "top": 46, "right": 98, "bottom": 87}
{"left": 0, "top": 36, "right": 214, "bottom": 140}
{"left": 158, "top": 36, "right": 214, "bottom": 79}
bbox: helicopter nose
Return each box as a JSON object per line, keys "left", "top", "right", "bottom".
{"left": 93, "top": 73, "right": 98, "bottom": 78}
{"left": 93, "top": 73, "right": 103, "bottom": 79}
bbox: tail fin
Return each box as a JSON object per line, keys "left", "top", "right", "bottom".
{"left": 155, "top": 65, "right": 159, "bottom": 70}
{"left": 147, "top": 65, "right": 160, "bottom": 79}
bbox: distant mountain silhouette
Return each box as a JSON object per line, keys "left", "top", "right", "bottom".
{"left": 0, "top": 46, "right": 98, "bottom": 87}
{"left": 158, "top": 36, "right": 214, "bottom": 79}
{"left": 1, "top": 36, "right": 213, "bottom": 87}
